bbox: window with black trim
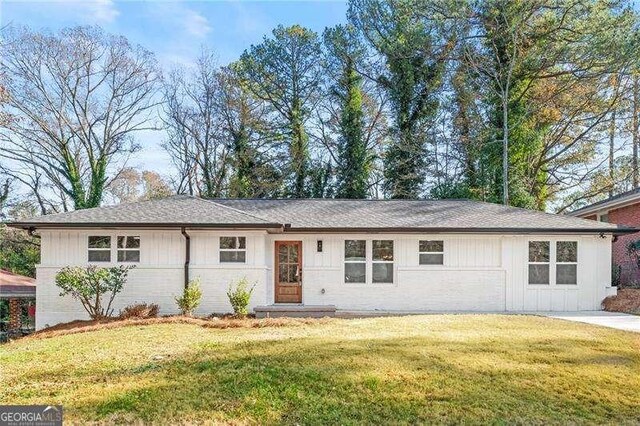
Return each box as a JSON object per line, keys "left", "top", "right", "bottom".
{"left": 419, "top": 240, "right": 444, "bottom": 265}
{"left": 220, "top": 237, "right": 246, "bottom": 263}
{"left": 88, "top": 236, "right": 111, "bottom": 262}
{"left": 117, "top": 236, "right": 140, "bottom": 262}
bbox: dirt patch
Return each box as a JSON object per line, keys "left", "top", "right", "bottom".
{"left": 603, "top": 288, "right": 640, "bottom": 314}
{"left": 28, "top": 315, "right": 333, "bottom": 340}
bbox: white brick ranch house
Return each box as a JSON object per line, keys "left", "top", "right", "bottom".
{"left": 8, "top": 195, "right": 636, "bottom": 329}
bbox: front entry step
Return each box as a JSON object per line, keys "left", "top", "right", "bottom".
{"left": 254, "top": 305, "right": 337, "bottom": 318}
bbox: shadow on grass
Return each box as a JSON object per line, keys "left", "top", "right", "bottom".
{"left": 61, "top": 334, "right": 640, "bottom": 424}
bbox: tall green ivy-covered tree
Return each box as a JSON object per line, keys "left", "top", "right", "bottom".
{"left": 349, "top": 0, "right": 455, "bottom": 198}
{"left": 323, "top": 25, "right": 370, "bottom": 198}
{"left": 238, "top": 25, "right": 322, "bottom": 198}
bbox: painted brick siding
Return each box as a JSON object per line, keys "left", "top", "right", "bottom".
{"left": 608, "top": 204, "right": 640, "bottom": 284}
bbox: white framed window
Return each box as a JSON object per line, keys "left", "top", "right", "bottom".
{"left": 556, "top": 241, "right": 577, "bottom": 285}
{"left": 372, "top": 240, "right": 394, "bottom": 283}
{"left": 88, "top": 236, "right": 111, "bottom": 262}
{"left": 220, "top": 236, "right": 246, "bottom": 263}
{"left": 344, "top": 239, "right": 394, "bottom": 284}
{"left": 117, "top": 236, "right": 140, "bottom": 263}
{"left": 419, "top": 240, "right": 444, "bottom": 265}
{"left": 528, "top": 241, "right": 550, "bottom": 284}
{"left": 597, "top": 213, "right": 609, "bottom": 223}
{"left": 345, "top": 240, "right": 366, "bottom": 283}
{"left": 528, "top": 240, "right": 578, "bottom": 285}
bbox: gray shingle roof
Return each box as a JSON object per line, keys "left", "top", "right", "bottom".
{"left": 8, "top": 195, "right": 635, "bottom": 234}
{"left": 213, "top": 198, "right": 629, "bottom": 233}
{"left": 9, "top": 195, "right": 279, "bottom": 228}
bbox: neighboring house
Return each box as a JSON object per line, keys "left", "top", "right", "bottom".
{"left": 8, "top": 195, "right": 636, "bottom": 329}
{"left": 570, "top": 188, "right": 640, "bottom": 284}
{"left": 0, "top": 269, "right": 36, "bottom": 335}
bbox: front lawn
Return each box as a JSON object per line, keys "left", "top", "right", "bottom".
{"left": 1, "top": 315, "right": 640, "bottom": 424}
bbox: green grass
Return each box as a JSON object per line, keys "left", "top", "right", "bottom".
{"left": 2, "top": 315, "right": 640, "bottom": 424}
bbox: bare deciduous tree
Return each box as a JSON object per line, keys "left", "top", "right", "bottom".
{"left": 162, "top": 51, "right": 231, "bottom": 198}
{"left": 0, "top": 26, "right": 160, "bottom": 210}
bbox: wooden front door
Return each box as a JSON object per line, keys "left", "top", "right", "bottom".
{"left": 275, "top": 241, "right": 302, "bottom": 303}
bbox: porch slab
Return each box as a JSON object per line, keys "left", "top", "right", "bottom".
{"left": 254, "top": 305, "right": 337, "bottom": 318}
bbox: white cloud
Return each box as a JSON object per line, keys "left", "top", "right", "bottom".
{"left": 183, "top": 9, "right": 211, "bottom": 38}
{"left": 82, "top": 0, "right": 120, "bottom": 25}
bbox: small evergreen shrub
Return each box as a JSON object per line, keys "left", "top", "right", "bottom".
{"left": 55, "top": 265, "right": 134, "bottom": 320}
{"left": 227, "top": 277, "right": 255, "bottom": 317}
{"left": 175, "top": 278, "right": 202, "bottom": 316}
{"left": 119, "top": 303, "right": 159, "bottom": 319}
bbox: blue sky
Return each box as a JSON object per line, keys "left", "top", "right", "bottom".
{"left": 0, "top": 0, "right": 348, "bottom": 171}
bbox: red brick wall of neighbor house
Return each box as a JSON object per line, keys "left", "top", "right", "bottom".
{"left": 608, "top": 204, "right": 640, "bottom": 283}
{"left": 583, "top": 214, "right": 597, "bottom": 221}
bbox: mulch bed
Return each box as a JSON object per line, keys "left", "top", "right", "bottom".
{"left": 27, "top": 315, "right": 332, "bottom": 340}
{"left": 603, "top": 288, "right": 640, "bottom": 314}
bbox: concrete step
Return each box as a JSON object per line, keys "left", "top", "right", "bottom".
{"left": 254, "top": 304, "right": 337, "bottom": 318}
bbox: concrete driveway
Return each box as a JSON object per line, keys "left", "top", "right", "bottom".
{"left": 540, "top": 311, "right": 640, "bottom": 333}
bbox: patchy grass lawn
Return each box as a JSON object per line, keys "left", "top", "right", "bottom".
{"left": 1, "top": 315, "right": 640, "bottom": 424}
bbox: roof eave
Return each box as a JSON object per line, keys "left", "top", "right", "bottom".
{"left": 6, "top": 222, "right": 285, "bottom": 230}
{"left": 569, "top": 193, "right": 640, "bottom": 217}
{"left": 284, "top": 226, "right": 637, "bottom": 235}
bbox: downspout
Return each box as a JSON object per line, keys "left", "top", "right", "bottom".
{"left": 181, "top": 227, "right": 190, "bottom": 289}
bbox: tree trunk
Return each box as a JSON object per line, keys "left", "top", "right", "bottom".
{"left": 609, "top": 109, "right": 617, "bottom": 197}
{"left": 502, "top": 97, "right": 509, "bottom": 206}
{"left": 633, "top": 76, "right": 639, "bottom": 188}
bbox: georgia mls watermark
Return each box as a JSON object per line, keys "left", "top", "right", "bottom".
{"left": 0, "top": 405, "right": 62, "bottom": 426}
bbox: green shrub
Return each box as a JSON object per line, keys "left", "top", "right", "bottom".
{"left": 175, "top": 279, "right": 202, "bottom": 316}
{"left": 227, "top": 277, "right": 255, "bottom": 317}
{"left": 55, "top": 265, "right": 134, "bottom": 320}
{"left": 119, "top": 303, "right": 159, "bottom": 319}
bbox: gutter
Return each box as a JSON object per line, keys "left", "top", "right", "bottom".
{"left": 181, "top": 227, "right": 190, "bottom": 289}
{"left": 569, "top": 194, "right": 640, "bottom": 217}
{"left": 281, "top": 226, "right": 639, "bottom": 236}
{"left": 6, "top": 222, "right": 284, "bottom": 230}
